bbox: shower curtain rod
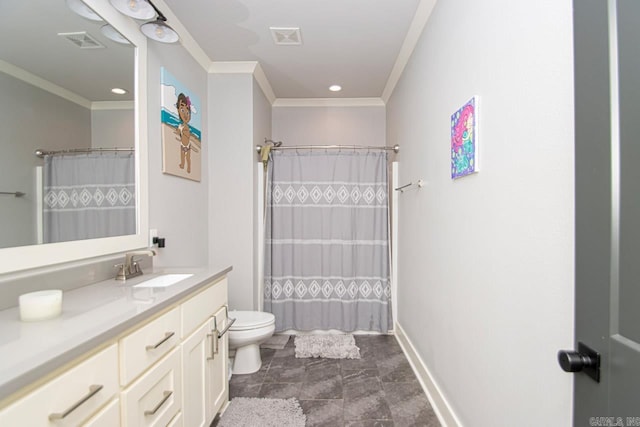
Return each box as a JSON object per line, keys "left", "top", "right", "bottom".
{"left": 255, "top": 144, "right": 399, "bottom": 154}
{"left": 35, "top": 147, "right": 134, "bottom": 158}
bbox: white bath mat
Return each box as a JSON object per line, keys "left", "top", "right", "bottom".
{"left": 218, "top": 397, "right": 306, "bottom": 427}
{"left": 294, "top": 334, "right": 361, "bottom": 359}
{"left": 261, "top": 334, "right": 290, "bottom": 350}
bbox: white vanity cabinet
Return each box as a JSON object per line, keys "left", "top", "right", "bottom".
{"left": 181, "top": 278, "right": 229, "bottom": 427}
{"left": 0, "top": 344, "right": 119, "bottom": 426}
{"left": 0, "top": 273, "right": 230, "bottom": 427}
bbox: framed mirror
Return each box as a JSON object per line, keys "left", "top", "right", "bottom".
{"left": 0, "top": 0, "right": 148, "bottom": 273}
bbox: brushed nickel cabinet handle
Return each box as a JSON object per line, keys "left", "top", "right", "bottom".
{"left": 206, "top": 332, "right": 218, "bottom": 360}
{"left": 145, "top": 331, "right": 175, "bottom": 351}
{"left": 48, "top": 384, "right": 103, "bottom": 420}
{"left": 144, "top": 390, "right": 173, "bottom": 416}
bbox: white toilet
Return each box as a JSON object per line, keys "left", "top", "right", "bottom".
{"left": 228, "top": 310, "right": 276, "bottom": 375}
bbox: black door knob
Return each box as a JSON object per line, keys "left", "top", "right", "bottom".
{"left": 557, "top": 342, "right": 601, "bottom": 382}
{"left": 557, "top": 350, "right": 596, "bottom": 372}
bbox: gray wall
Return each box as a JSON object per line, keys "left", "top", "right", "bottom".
{"left": 208, "top": 73, "right": 255, "bottom": 309}
{"left": 0, "top": 72, "right": 90, "bottom": 248}
{"left": 272, "top": 105, "right": 385, "bottom": 147}
{"left": 386, "top": 0, "right": 574, "bottom": 425}
{"left": 253, "top": 78, "right": 272, "bottom": 310}
{"left": 91, "top": 108, "right": 134, "bottom": 149}
{"left": 147, "top": 43, "right": 209, "bottom": 268}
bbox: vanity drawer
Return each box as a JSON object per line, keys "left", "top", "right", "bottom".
{"left": 181, "top": 278, "right": 227, "bottom": 338}
{"left": 84, "top": 397, "right": 120, "bottom": 427}
{"left": 121, "top": 347, "right": 182, "bottom": 427}
{"left": 119, "top": 307, "right": 180, "bottom": 386}
{"left": 0, "top": 344, "right": 118, "bottom": 426}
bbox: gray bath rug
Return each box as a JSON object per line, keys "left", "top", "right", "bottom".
{"left": 294, "top": 334, "right": 361, "bottom": 359}
{"left": 218, "top": 397, "right": 306, "bottom": 427}
{"left": 260, "top": 334, "right": 290, "bottom": 350}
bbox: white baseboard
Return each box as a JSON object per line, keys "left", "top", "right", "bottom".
{"left": 394, "top": 322, "right": 462, "bottom": 427}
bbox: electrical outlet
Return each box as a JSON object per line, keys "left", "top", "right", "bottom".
{"left": 149, "top": 229, "right": 158, "bottom": 247}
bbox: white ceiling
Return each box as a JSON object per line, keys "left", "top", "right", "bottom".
{"left": 0, "top": 0, "right": 134, "bottom": 102}
{"left": 162, "top": 0, "right": 422, "bottom": 99}
{"left": 0, "top": 1, "right": 422, "bottom": 102}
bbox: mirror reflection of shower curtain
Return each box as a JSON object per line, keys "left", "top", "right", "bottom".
{"left": 43, "top": 153, "right": 135, "bottom": 243}
{"left": 264, "top": 150, "right": 392, "bottom": 332}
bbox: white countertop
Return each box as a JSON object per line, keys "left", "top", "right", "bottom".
{"left": 0, "top": 265, "right": 232, "bottom": 401}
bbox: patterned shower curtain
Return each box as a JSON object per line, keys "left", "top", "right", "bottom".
{"left": 264, "top": 150, "right": 391, "bottom": 332}
{"left": 43, "top": 152, "right": 135, "bottom": 243}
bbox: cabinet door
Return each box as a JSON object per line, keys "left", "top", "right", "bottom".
{"left": 181, "top": 319, "right": 210, "bottom": 427}
{"left": 208, "top": 306, "right": 229, "bottom": 419}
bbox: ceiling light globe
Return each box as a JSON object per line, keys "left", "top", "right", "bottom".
{"left": 140, "top": 20, "right": 179, "bottom": 43}
{"left": 109, "top": 0, "right": 155, "bottom": 20}
{"left": 329, "top": 85, "right": 342, "bottom": 92}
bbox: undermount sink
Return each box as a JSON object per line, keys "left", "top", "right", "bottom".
{"left": 132, "top": 274, "right": 194, "bottom": 288}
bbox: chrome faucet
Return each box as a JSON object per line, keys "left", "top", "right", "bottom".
{"left": 115, "top": 249, "right": 157, "bottom": 281}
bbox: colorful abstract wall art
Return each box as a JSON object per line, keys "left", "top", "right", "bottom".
{"left": 160, "top": 67, "right": 202, "bottom": 181}
{"left": 451, "top": 96, "right": 478, "bottom": 179}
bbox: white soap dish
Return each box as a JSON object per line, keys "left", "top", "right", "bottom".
{"left": 19, "top": 290, "right": 63, "bottom": 322}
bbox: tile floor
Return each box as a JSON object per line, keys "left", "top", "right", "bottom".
{"left": 218, "top": 335, "right": 441, "bottom": 427}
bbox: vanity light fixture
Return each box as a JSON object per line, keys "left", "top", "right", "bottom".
{"left": 329, "top": 85, "right": 342, "bottom": 92}
{"left": 111, "top": 88, "right": 128, "bottom": 95}
{"left": 140, "top": 17, "right": 179, "bottom": 43}
{"left": 110, "top": 0, "right": 179, "bottom": 43}
{"left": 66, "top": 0, "right": 103, "bottom": 22}
{"left": 101, "top": 24, "right": 131, "bottom": 45}
{"left": 109, "top": 0, "right": 155, "bottom": 20}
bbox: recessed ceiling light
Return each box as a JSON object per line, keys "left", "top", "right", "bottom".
{"left": 111, "top": 88, "right": 128, "bottom": 95}
{"left": 329, "top": 85, "right": 342, "bottom": 92}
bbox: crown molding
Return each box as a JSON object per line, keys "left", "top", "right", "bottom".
{"left": 209, "top": 61, "right": 258, "bottom": 74}
{"left": 0, "top": 59, "right": 91, "bottom": 109}
{"left": 91, "top": 101, "right": 135, "bottom": 110}
{"left": 209, "top": 61, "right": 277, "bottom": 105}
{"left": 273, "top": 98, "right": 385, "bottom": 107}
{"left": 382, "top": 0, "right": 437, "bottom": 103}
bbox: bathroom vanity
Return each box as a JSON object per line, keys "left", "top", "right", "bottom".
{"left": 0, "top": 265, "right": 232, "bottom": 426}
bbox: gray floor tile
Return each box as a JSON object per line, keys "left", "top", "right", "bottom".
{"left": 344, "top": 390, "right": 393, "bottom": 421}
{"left": 258, "top": 382, "right": 301, "bottom": 399}
{"left": 265, "top": 364, "right": 306, "bottom": 382}
{"left": 384, "top": 382, "right": 440, "bottom": 426}
{"left": 345, "top": 421, "right": 395, "bottom": 427}
{"left": 305, "top": 358, "right": 341, "bottom": 381}
{"left": 377, "top": 352, "right": 417, "bottom": 382}
{"left": 227, "top": 333, "right": 436, "bottom": 427}
{"left": 392, "top": 416, "right": 440, "bottom": 427}
{"left": 229, "top": 382, "right": 261, "bottom": 399}
{"left": 300, "top": 399, "right": 344, "bottom": 427}
{"left": 300, "top": 374, "right": 343, "bottom": 399}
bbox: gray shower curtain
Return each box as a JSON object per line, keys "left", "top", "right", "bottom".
{"left": 264, "top": 150, "right": 391, "bottom": 332}
{"left": 43, "top": 152, "right": 135, "bottom": 243}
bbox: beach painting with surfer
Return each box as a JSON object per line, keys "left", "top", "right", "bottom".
{"left": 160, "top": 67, "right": 202, "bottom": 181}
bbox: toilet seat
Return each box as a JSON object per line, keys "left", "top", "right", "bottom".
{"left": 229, "top": 310, "right": 275, "bottom": 331}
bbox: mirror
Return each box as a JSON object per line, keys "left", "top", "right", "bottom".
{"left": 0, "top": 0, "right": 149, "bottom": 273}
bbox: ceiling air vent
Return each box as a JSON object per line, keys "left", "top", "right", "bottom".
{"left": 270, "top": 27, "right": 302, "bottom": 45}
{"left": 58, "top": 31, "right": 105, "bottom": 49}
